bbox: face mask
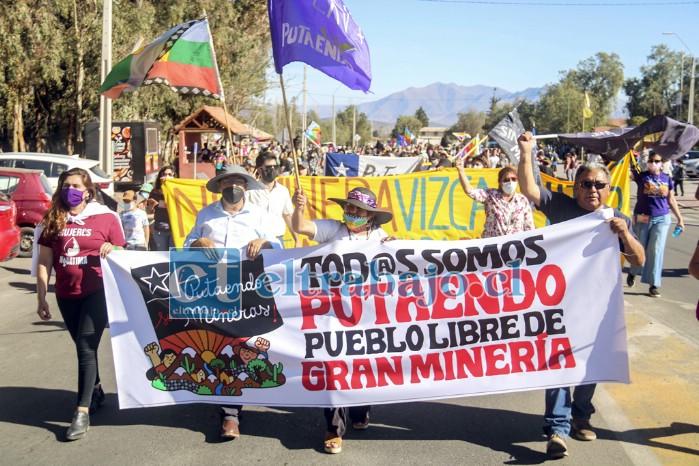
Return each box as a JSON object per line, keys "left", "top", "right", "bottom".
{"left": 502, "top": 181, "right": 517, "bottom": 194}
{"left": 343, "top": 213, "right": 368, "bottom": 231}
{"left": 122, "top": 202, "right": 134, "bottom": 211}
{"left": 61, "top": 187, "right": 86, "bottom": 207}
{"left": 261, "top": 166, "right": 278, "bottom": 182}
{"left": 221, "top": 186, "right": 244, "bottom": 204}
{"left": 647, "top": 161, "right": 662, "bottom": 172}
{"left": 140, "top": 192, "right": 150, "bottom": 199}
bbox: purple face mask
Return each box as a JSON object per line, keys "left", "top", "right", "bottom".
{"left": 61, "top": 187, "right": 86, "bottom": 207}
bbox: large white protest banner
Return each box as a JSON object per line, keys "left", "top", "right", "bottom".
{"left": 102, "top": 210, "right": 629, "bottom": 409}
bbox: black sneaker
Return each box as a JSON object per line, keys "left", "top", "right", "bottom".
{"left": 626, "top": 274, "right": 635, "bottom": 287}
{"left": 546, "top": 433, "right": 569, "bottom": 458}
{"left": 649, "top": 286, "right": 661, "bottom": 298}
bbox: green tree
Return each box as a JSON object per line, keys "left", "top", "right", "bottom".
{"left": 623, "top": 45, "right": 683, "bottom": 120}
{"left": 209, "top": 358, "right": 225, "bottom": 377}
{"left": 0, "top": 0, "right": 272, "bottom": 153}
{"left": 334, "top": 105, "right": 371, "bottom": 148}
{"left": 392, "top": 115, "right": 422, "bottom": 140}
{"left": 414, "top": 106, "right": 429, "bottom": 128}
{"left": 0, "top": 2, "right": 66, "bottom": 151}
{"left": 536, "top": 78, "right": 586, "bottom": 134}
{"left": 567, "top": 52, "right": 624, "bottom": 122}
{"left": 446, "top": 110, "right": 486, "bottom": 142}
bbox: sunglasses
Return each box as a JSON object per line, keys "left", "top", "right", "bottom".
{"left": 579, "top": 180, "right": 608, "bottom": 190}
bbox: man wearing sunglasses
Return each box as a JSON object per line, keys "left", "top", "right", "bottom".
{"left": 517, "top": 131, "right": 645, "bottom": 459}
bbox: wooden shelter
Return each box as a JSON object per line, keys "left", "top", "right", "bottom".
{"left": 172, "top": 105, "right": 272, "bottom": 179}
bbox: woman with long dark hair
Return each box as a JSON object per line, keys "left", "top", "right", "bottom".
{"left": 35, "top": 168, "right": 125, "bottom": 440}
{"left": 150, "top": 165, "right": 177, "bottom": 251}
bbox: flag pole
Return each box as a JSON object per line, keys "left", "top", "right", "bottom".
{"left": 279, "top": 73, "right": 301, "bottom": 189}
{"left": 204, "top": 13, "right": 238, "bottom": 165}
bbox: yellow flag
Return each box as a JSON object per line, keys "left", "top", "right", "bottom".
{"left": 583, "top": 91, "right": 593, "bottom": 119}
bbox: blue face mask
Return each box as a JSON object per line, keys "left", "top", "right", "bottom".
{"left": 343, "top": 213, "right": 368, "bottom": 231}
{"left": 140, "top": 192, "right": 150, "bottom": 199}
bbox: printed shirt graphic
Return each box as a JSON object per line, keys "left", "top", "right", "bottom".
{"left": 632, "top": 171, "right": 673, "bottom": 217}
{"left": 120, "top": 209, "right": 149, "bottom": 246}
{"left": 468, "top": 188, "right": 534, "bottom": 238}
{"left": 38, "top": 213, "right": 125, "bottom": 298}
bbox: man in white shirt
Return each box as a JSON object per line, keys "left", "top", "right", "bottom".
{"left": 184, "top": 164, "right": 281, "bottom": 441}
{"left": 245, "top": 152, "right": 299, "bottom": 247}
{"left": 184, "top": 165, "right": 281, "bottom": 254}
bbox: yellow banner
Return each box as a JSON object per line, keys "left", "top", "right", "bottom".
{"left": 163, "top": 154, "right": 630, "bottom": 248}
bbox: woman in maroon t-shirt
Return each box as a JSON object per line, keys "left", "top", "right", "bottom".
{"left": 36, "top": 168, "right": 125, "bottom": 441}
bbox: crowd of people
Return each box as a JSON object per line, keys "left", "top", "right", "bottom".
{"left": 32, "top": 132, "right": 697, "bottom": 458}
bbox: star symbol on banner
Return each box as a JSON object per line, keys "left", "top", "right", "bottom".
{"left": 357, "top": 28, "right": 365, "bottom": 46}
{"left": 335, "top": 162, "right": 349, "bottom": 176}
{"left": 141, "top": 267, "right": 170, "bottom": 294}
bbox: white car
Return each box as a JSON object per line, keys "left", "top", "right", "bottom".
{"left": 0, "top": 153, "right": 114, "bottom": 195}
{"left": 685, "top": 158, "right": 699, "bottom": 178}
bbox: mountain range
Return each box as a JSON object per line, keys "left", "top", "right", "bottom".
{"left": 312, "top": 82, "right": 544, "bottom": 127}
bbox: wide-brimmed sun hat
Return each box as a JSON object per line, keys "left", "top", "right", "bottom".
{"left": 329, "top": 187, "right": 393, "bottom": 225}
{"left": 205, "top": 164, "right": 263, "bottom": 193}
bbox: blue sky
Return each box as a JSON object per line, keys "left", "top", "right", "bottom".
{"left": 268, "top": 0, "right": 699, "bottom": 110}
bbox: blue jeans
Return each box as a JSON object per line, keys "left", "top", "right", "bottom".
{"left": 630, "top": 213, "right": 671, "bottom": 287}
{"left": 152, "top": 229, "right": 173, "bottom": 251}
{"left": 544, "top": 384, "right": 596, "bottom": 438}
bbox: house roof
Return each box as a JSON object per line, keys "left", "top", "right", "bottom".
{"left": 173, "top": 105, "right": 250, "bottom": 134}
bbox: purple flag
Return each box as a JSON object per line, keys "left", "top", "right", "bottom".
{"left": 268, "top": 0, "right": 372, "bottom": 92}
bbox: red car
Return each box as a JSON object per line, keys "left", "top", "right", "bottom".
{"left": 0, "top": 167, "right": 53, "bottom": 257}
{"left": 0, "top": 193, "right": 20, "bottom": 261}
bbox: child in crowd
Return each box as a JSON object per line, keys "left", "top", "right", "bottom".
{"left": 120, "top": 190, "right": 150, "bottom": 250}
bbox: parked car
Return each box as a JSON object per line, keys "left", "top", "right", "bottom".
{"left": 0, "top": 167, "right": 53, "bottom": 257}
{"left": 0, "top": 193, "right": 20, "bottom": 262}
{"left": 685, "top": 158, "right": 699, "bottom": 178}
{"left": 0, "top": 152, "right": 113, "bottom": 195}
{"left": 679, "top": 150, "right": 699, "bottom": 163}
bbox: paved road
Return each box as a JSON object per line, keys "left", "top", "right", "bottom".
{"left": 1, "top": 185, "right": 698, "bottom": 465}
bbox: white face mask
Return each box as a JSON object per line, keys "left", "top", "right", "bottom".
{"left": 502, "top": 181, "right": 517, "bottom": 194}
{"left": 122, "top": 202, "right": 133, "bottom": 211}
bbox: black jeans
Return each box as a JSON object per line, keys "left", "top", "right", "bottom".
{"left": 56, "top": 288, "right": 108, "bottom": 408}
{"left": 674, "top": 179, "right": 684, "bottom": 196}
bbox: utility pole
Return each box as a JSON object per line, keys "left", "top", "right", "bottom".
{"left": 663, "top": 32, "right": 695, "bottom": 124}
{"left": 99, "top": 0, "right": 112, "bottom": 175}
{"left": 679, "top": 52, "right": 685, "bottom": 119}
{"left": 689, "top": 56, "right": 696, "bottom": 125}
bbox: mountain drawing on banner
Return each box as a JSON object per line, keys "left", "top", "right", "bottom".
{"left": 130, "top": 256, "right": 286, "bottom": 397}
